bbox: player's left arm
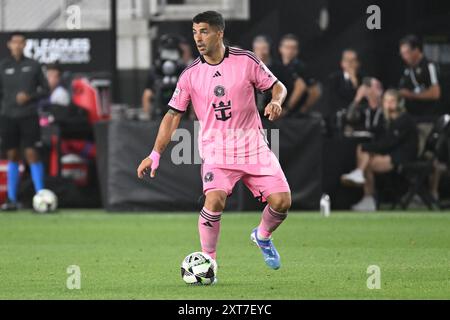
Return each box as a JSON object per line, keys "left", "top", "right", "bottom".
{"left": 264, "top": 81, "right": 287, "bottom": 121}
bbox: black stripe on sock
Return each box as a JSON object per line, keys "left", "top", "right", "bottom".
{"left": 200, "top": 209, "right": 221, "bottom": 222}
{"left": 267, "top": 206, "right": 287, "bottom": 220}
{"left": 201, "top": 209, "right": 221, "bottom": 221}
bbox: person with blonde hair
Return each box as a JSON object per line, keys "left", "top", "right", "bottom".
{"left": 341, "top": 89, "right": 418, "bottom": 211}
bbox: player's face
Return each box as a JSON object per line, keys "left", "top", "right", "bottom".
{"left": 7, "top": 35, "right": 26, "bottom": 57}
{"left": 400, "top": 44, "right": 418, "bottom": 66}
{"left": 279, "top": 39, "right": 298, "bottom": 62}
{"left": 192, "top": 23, "right": 223, "bottom": 56}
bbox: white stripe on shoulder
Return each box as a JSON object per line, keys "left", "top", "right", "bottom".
{"left": 428, "top": 63, "right": 438, "bottom": 85}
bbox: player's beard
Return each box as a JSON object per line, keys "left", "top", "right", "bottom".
{"left": 198, "top": 45, "right": 209, "bottom": 56}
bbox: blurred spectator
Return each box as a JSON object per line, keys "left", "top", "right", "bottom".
{"left": 344, "top": 77, "right": 384, "bottom": 135}
{"left": 179, "top": 38, "right": 195, "bottom": 66}
{"left": 141, "top": 69, "right": 157, "bottom": 118}
{"left": 142, "top": 35, "right": 193, "bottom": 120}
{"left": 252, "top": 35, "right": 304, "bottom": 116}
{"left": 45, "top": 63, "right": 70, "bottom": 107}
{"left": 399, "top": 35, "right": 441, "bottom": 151}
{"left": 341, "top": 90, "right": 418, "bottom": 211}
{"left": 278, "top": 34, "right": 321, "bottom": 114}
{"left": 399, "top": 35, "right": 442, "bottom": 200}
{"left": 328, "top": 49, "right": 363, "bottom": 111}
{"left": 399, "top": 35, "right": 441, "bottom": 122}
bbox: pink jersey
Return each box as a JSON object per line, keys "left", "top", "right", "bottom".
{"left": 168, "top": 46, "right": 278, "bottom": 166}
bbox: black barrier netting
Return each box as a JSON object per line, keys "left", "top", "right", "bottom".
{"left": 95, "top": 117, "right": 322, "bottom": 212}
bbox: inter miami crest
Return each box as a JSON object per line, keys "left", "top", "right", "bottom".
{"left": 214, "top": 85, "right": 225, "bottom": 97}
{"left": 204, "top": 172, "right": 214, "bottom": 183}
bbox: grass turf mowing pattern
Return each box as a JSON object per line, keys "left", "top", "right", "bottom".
{"left": 0, "top": 211, "right": 449, "bottom": 299}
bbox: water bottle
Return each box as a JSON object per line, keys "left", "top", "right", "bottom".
{"left": 320, "top": 194, "right": 330, "bottom": 217}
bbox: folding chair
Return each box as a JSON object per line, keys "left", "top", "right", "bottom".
{"left": 395, "top": 114, "right": 450, "bottom": 210}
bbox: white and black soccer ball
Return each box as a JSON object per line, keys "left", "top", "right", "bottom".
{"left": 181, "top": 252, "right": 217, "bottom": 285}
{"left": 33, "top": 189, "right": 58, "bottom": 213}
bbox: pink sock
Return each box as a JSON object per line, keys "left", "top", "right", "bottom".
{"left": 258, "top": 205, "right": 288, "bottom": 239}
{"left": 198, "top": 207, "right": 222, "bottom": 260}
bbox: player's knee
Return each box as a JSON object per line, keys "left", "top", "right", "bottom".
{"left": 204, "top": 191, "right": 227, "bottom": 212}
{"left": 269, "top": 194, "right": 291, "bottom": 214}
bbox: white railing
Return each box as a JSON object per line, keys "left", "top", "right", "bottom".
{"left": 0, "top": 0, "right": 249, "bottom": 31}
{"left": 149, "top": 0, "right": 250, "bottom": 21}
{"left": 0, "top": 0, "right": 110, "bottom": 31}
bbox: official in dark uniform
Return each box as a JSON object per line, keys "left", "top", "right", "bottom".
{"left": 0, "top": 32, "right": 49, "bottom": 210}
{"left": 399, "top": 34, "right": 442, "bottom": 200}
{"left": 399, "top": 35, "right": 441, "bottom": 122}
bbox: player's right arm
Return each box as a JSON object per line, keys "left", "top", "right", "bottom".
{"left": 137, "top": 109, "right": 183, "bottom": 178}
{"left": 137, "top": 68, "right": 191, "bottom": 179}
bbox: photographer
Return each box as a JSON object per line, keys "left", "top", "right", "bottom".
{"left": 141, "top": 35, "right": 187, "bottom": 120}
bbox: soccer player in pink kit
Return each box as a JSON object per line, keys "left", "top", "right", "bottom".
{"left": 137, "top": 11, "right": 291, "bottom": 271}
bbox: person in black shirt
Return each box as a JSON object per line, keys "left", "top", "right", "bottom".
{"left": 341, "top": 90, "right": 418, "bottom": 211}
{"left": 278, "top": 34, "right": 321, "bottom": 114}
{"left": 399, "top": 35, "right": 442, "bottom": 200}
{"left": 252, "top": 35, "right": 304, "bottom": 116}
{"left": 141, "top": 69, "right": 157, "bottom": 118}
{"left": 399, "top": 35, "right": 441, "bottom": 122}
{"left": 328, "top": 49, "right": 364, "bottom": 112}
{"left": 344, "top": 77, "right": 384, "bottom": 136}
{"left": 0, "top": 32, "right": 49, "bottom": 210}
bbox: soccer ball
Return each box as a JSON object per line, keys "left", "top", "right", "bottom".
{"left": 33, "top": 189, "right": 58, "bottom": 213}
{"left": 181, "top": 252, "right": 217, "bottom": 285}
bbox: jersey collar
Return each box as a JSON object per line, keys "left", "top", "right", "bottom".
{"left": 199, "top": 46, "right": 229, "bottom": 65}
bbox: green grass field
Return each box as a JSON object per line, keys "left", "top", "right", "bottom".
{"left": 0, "top": 210, "right": 449, "bottom": 299}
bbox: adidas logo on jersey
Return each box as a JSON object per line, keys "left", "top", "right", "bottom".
{"left": 213, "top": 71, "right": 222, "bottom": 78}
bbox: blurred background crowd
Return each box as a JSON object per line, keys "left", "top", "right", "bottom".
{"left": 0, "top": 0, "right": 449, "bottom": 211}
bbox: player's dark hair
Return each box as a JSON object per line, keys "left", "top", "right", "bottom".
{"left": 8, "top": 31, "right": 26, "bottom": 41}
{"left": 399, "top": 34, "right": 423, "bottom": 52}
{"left": 192, "top": 11, "right": 225, "bottom": 31}
{"left": 280, "top": 33, "right": 299, "bottom": 46}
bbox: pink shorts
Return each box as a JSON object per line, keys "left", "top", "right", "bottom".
{"left": 201, "top": 151, "right": 290, "bottom": 202}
